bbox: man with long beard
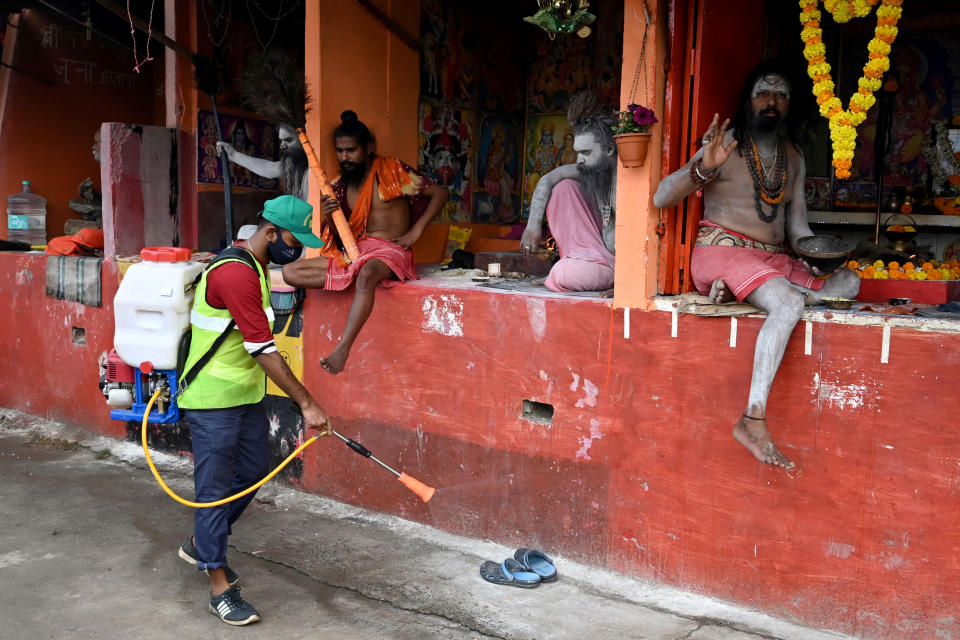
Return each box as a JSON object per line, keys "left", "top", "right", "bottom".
{"left": 281, "top": 111, "right": 450, "bottom": 374}
{"left": 217, "top": 123, "right": 309, "bottom": 200}
{"left": 521, "top": 91, "right": 618, "bottom": 295}
{"left": 653, "top": 62, "right": 859, "bottom": 471}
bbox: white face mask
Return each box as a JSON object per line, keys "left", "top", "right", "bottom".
{"left": 752, "top": 75, "right": 790, "bottom": 100}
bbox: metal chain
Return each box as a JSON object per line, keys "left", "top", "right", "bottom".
{"left": 246, "top": 0, "right": 302, "bottom": 51}
{"left": 628, "top": 1, "right": 651, "bottom": 104}
{"left": 248, "top": 0, "right": 300, "bottom": 21}
{"left": 200, "top": 0, "right": 233, "bottom": 48}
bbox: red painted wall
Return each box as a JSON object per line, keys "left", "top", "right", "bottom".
{"left": 1, "top": 254, "right": 958, "bottom": 638}
{"left": 292, "top": 284, "right": 959, "bottom": 640}
{"left": 0, "top": 253, "right": 123, "bottom": 438}
{"left": 0, "top": 9, "right": 162, "bottom": 242}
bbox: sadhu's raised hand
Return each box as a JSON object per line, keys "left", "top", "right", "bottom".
{"left": 700, "top": 113, "right": 739, "bottom": 173}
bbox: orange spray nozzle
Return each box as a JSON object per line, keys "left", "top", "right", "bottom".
{"left": 398, "top": 473, "right": 436, "bottom": 503}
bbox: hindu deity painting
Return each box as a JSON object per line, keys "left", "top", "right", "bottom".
{"left": 197, "top": 110, "right": 279, "bottom": 190}
{"left": 521, "top": 114, "right": 578, "bottom": 215}
{"left": 526, "top": 30, "right": 592, "bottom": 113}
{"left": 837, "top": 33, "right": 956, "bottom": 186}
{"left": 418, "top": 102, "right": 474, "bottom": 222}
{"left": 419, "top": 0, "right": 474, "bottom": 107}
{"left": 474, "top": 116, "right": 522, "bottom": 223}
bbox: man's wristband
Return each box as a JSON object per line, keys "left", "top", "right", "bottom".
{"left": 690, "top": 158, "right": 718, "bottom": 187}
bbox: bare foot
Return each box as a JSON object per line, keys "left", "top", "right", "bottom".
{"left": 709, "top": 279, "right": 736, "bottom": 304}
{"left": 530, "top": 277, "right": 546, "bottom": 286}
{"left": 599, "top": 288, "right": 614, "bottom": 298}
{"left": 319, "top": 348, "right": 349, "bottom": 375}
{"left": 732, "top": 415, "right": 795, "bottom": 469}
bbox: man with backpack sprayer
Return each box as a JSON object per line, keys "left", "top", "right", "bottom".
{"left": 176, "top": 194, "right": 331, "bottom": 626}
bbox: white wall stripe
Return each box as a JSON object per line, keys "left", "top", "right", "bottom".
{"left": 624, "top": 307, "right": 631, "bottom": 340}
{"left": 804, "top": 321, "right": 813, "bottom": 355}
{"left": 729, "top": 317, "right": 738, "bottom": 348}
{"left": 881, "top": 325, "right": 891, "bottom": 364}
{"left": 671, "top": 310, "right": 678, "bottom": 338}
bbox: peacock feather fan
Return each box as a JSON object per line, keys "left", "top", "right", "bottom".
{"left": 238, "top": 48, "right": 310, "bottom": 129}
{"left": 192, "top": 50, "right": 231, "bottom": 98}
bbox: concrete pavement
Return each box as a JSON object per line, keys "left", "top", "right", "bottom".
{"left": 0, "top": 408, "right": 856, "bottom": 640}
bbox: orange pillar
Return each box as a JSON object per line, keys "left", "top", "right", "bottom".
{"left": 304, "top": 0, "right": 421, "bottom": 256}
{"left": 613, "top": 0, "right": 668, "bottom": 310}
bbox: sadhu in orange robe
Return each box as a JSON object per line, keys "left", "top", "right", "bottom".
{"left": 319, "top": 155, "right": 434, "bottom": 291}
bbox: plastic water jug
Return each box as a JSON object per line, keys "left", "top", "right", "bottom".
{"left": 7, "top": 180, "right": 47, "bottom": 246}
{"left": 114, "top": 247, "right": 204, "bottom": 370}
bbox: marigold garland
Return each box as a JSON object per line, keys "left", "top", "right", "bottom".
{"left": 848, "top": 258, "right": 960, "bottom": 281}
{"left": 799, "top": 0, "right": 903, "bottom": 180}
{"left": 823, "top": 0, "right": 880, "bottom": 23}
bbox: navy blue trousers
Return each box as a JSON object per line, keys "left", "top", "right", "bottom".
{"left": 184, "top": 403, "right": 269, "bottom": 571}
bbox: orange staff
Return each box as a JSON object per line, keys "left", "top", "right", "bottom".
{"left": 239, "top": 49, "right": 360, "bottom": 262}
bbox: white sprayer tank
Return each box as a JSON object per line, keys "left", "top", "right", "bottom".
{"left": 114, "top": 247, "right": 204, "bottom": 370}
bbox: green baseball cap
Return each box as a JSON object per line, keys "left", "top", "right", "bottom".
{"left": 261, "top": 195, "right": 325, "bottom": 248}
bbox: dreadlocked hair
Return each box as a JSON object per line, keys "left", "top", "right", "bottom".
{"left": 567, "top": 91, "right": 617, "bottom": 155}
{"left": 731, "top": 59, "right": 810, "bottom": 155}
{"left": 334, "top": 110, "right": 374, "bottom": 147}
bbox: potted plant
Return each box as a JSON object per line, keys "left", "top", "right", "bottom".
{"left": 613, "top": 103, "right": 658, "bottom": 168}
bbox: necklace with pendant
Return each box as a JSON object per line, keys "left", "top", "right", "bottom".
{"left": 600, "top": 204, "right": 612, "bottom": 227}
{"left": 745, "top": 133, "right": 787, "bottom": 223}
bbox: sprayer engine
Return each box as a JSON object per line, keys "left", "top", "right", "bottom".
{"left": 100, "top": 349, "right": 135, "bottom": 408}
{"left": 101, "top": 355, "right": 180, "bottom": 424}
{"left": 100, "top": 348, "right": 180, "bottom": 423}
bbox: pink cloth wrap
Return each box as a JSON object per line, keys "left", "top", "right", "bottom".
{"left": 324, "top": 236, "right": 418, "bottom": 292}
{"left": 544, "top": 179, "right": 615, "bottom": 293}
{"left": 691, "top": 222, "right": 824, "bottom": 303}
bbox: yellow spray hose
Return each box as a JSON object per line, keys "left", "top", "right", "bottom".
{"left": 141, "top": 388, "right": 325, "bottom": 508}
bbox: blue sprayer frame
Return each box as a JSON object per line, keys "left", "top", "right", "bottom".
{"left": 109, "top": 367, "right": 181, "bottom": 424}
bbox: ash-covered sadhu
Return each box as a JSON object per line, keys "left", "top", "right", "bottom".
{"left": 654, "top": 61, "right": 860, "bottom": 470}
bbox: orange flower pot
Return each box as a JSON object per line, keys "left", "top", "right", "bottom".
{"left": 614, "top": 132, "right": 652, "bottom": 168}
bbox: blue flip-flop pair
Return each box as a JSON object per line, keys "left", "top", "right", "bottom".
{"left": 480, "top": 548, "right": 558, "bottom": 588}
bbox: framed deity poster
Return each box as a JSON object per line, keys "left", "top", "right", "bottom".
{"left": 418, "top": 102, "right": 474, "bottom": 222}
{"left": 526, "top": 31, "right": 592, "bottom": 114}
{"left": 197, "top": 110, "right": 279, "bottom": 190}
{"left": 419, "top": 0, "right": 475, "bottom": 107}
{"left": 521, "top": 113, "right": 578, "bottom": 216}
{"left": 833, "top": 182, "right": 878, "bottom": 210}
{"left": 805, "top": 176, "right": 833, "bottom": 211}
{"left": 474, "top": 115, "right": 522, "bottom": 223}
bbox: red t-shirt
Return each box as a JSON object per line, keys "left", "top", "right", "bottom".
{"left": 204, "top": 260, "right": 276, "bottom": 355}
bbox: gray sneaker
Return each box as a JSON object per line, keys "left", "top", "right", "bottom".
{"left": 178, "top": 537, "right": 239, "bottom": 586}
{"left": 209, "top": 586, "right": 260, "bottom": 626}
